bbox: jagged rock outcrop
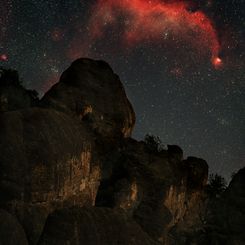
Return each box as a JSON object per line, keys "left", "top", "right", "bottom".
{"left": 168, "top": 167, "right": 245, "bottom": 245}
{"left": 0, "top": 68, "right": 37, "bottom": 111}
{"left": 0, "top": 59, "right": 243, "bottom": 245}
{"left": 95, "top": 138, "right": 209, "bottom": 243}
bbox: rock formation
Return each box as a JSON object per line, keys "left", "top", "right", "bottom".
{"left": 0, "top": 209, "right": 28, "bottom": 245}
{"left": 204, "top": 167, "right": 245, "bottom": 244}
{"left": 41, "top": 58, "right": 135, "bottom": 138}
{"left": 0, "top": 68, "right": 37, "bottom": 112}
{"left": 0, "top": 59, "right": 244, "bottom": 245}
{"left": 38, "top": 207, "right": 158, "bottom": 245}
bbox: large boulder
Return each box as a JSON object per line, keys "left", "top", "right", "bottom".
{"left": 0, "top": 108, "right": 101, "bottom": 244}
{"left": 41, "top": 58, "right": 135, "bottom": 138}
{"left": 38, "top": 206, "right": 158, "bottom": 245}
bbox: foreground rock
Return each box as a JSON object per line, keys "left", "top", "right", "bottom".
{"left": 38, "top": 207, "right": 158, "bottom": 245}
{"left": 0, "top": 107, "right": 101, "bottom": 243}
{"left": 169, "top": 167, "right": 245, "bottom": 245}
{"left": 95, "top": 138, "right": 209, "bottom": 243}
{"left": 0, "top": 209, "right": 28, "bottom": 245}
{"left": 0, "top": 59, "right": 135, "bottom": 243}
{"left": 205, "top": 167, "right": 245, "bottom": 244}
{"left": 41, "top": 58, "right": 135, "bottom": 138}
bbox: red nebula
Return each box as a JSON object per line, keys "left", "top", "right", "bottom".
{"left": 0, "top": 54, "right": 8, "bottom": 61}
{"left": 212, "top": 57, "right": 223, "bottom": 69}
{"left": 79, "top": 0, "right": 221, "bottom": 67}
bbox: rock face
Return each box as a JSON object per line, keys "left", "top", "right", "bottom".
{"left": 168, "top": 167, "right": 245, "bottom": 245}
{"left": 38, "top": 207, "right": 158, "bottom": 245}
{"left": 0, "top": 59, "right": 243, "bottom": 245}
{"left": 95, "top": 139, "right": 209, "bottom": 243}
{"left": 204, "top": 167, "right": 245, "bottom": 244}
{"left": 0, "top": 209, "right": 28, "bottom": 245}
{"left": 0, "top": 107, "right": 102, "bottom": 244}
{"left": 0, "top": 68, "right": 37, "bottom": 111}
{"left": 41, "top": 58, "right": 135, "bottom": 138}
{"left": 0, "top": 59, "right": 135, "bottom": 244}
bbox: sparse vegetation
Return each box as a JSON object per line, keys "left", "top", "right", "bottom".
{"left": 207, "top": 173, "right": 227, "bottom": 198}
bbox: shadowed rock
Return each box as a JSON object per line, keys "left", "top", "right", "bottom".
{"left": 95, "top": 138, "right": 209, "bottom": 243}
{"left": 0, "top": 68, "right": 37, "bottom": 112}
{"left": 0, "top": 108, "right": 101, "bottom": 244}
{"left": 167, "top": 145, "right": 183, "bottom": 162}
{"left": 0, "top": 209, "right": 28, "bottom": 245}
{"left": 184, "top": 157, "right": 209, "bottom": 189}
{"left": 0, "top": 59, "right": 135, "bottom": 243}
{"left": 38, "top": 206, "right": 158, "bottom": 245}
{"left": 205, "top": 167, "right": 245, "bottom": 244}
{"left": 41, "top": 58, "right": 135, "bottom": 138}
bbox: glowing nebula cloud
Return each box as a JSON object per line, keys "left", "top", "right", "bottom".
{"left": 0, "top": 54, "right": 8, "bottom": 62}
{"left": 69, "top": 0, "right": 222, "bottom": 68}
{"left": 212, "top": 56, "right": 223, "bottom": 69}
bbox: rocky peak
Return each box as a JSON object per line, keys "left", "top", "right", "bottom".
{"left": 167, "top": 145, "right": 184, "bottom": 162}
{"left": 226, "top": 167, "right": 245, "bottom": 197}
{"left": 184, "top": 157, "right": 209, "bottom": 190}
{"left": 41, "top": 58, "right": 135, "bottom": 138}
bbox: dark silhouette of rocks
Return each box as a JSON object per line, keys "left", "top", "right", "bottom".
{"left": 205, "top": 167, "right": 245, "bottom": 244}
{"left": 0, "top": 59, "right": 244, "bottom": 245}
{"left": 0, "top": 68, "right": 38, "bottom": 112}
{"left": 167, "top": 145, "right": 183, "bottom": 162}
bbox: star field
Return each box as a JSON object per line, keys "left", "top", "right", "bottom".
{"left": 0, "top": 0, "right": 244, "bottom": 180}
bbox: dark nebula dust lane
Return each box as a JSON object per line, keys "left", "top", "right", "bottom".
{"left": 0, "top": 0, "right": 244, "bottom": 180}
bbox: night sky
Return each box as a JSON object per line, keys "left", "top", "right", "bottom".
{"left": 0, "top": 0, "right": 244, "bottom": 179}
